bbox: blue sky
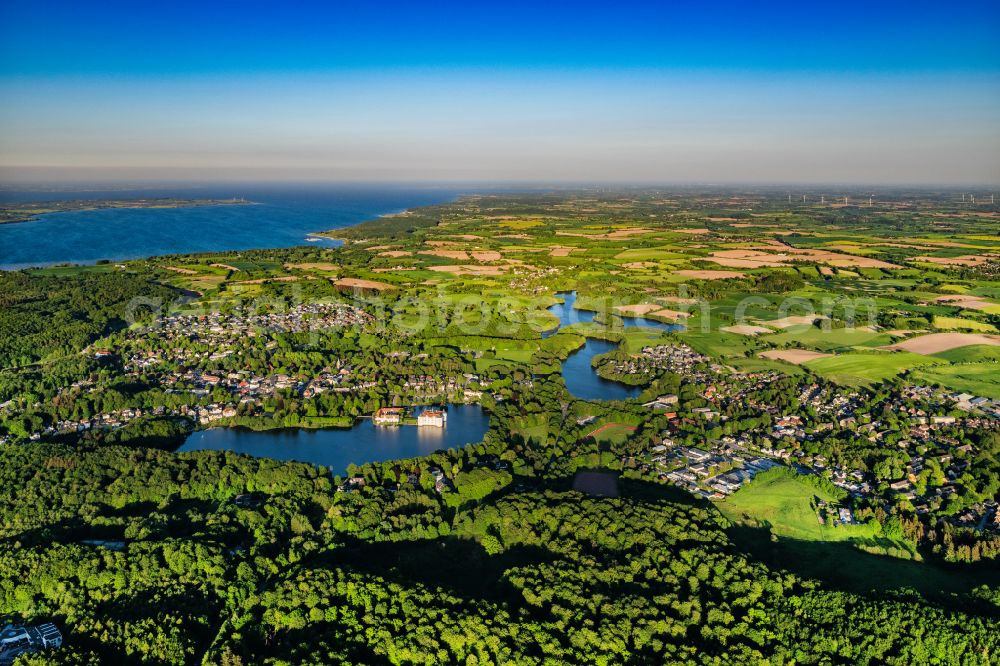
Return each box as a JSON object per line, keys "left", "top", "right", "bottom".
{"left": 1, "top": 0, "right": 998, "bottom": 183}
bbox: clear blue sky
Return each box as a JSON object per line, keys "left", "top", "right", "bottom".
{"left": 2, "top": 0, "right": 998, "bottom": 183}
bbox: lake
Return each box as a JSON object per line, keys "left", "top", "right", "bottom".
{"left": 545, "top": 290, "right": 598, "bottom": 328}
{"left": 177, "top": 404, "right": 490, "bottom": 473}
{"left": 0, "top": 184, "right": 465, "bottom": 269}
{"left": 549, "top": 291, "right": 683, "bottom": 400}
{"left": 562, "top": 337, "right": 642, "bottom": 401}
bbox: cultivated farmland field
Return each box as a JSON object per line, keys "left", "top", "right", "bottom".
{"left": 763, "top": 325, "right": 893, "bottom": 351}
{"left": 804, "top": 352, "right": 944, "bottom": 386}
{"left": 910, "top": 363, "right": 1000, "bottom": 398}
{"left": 933, "top": 316, "right": 997, "bottom": 332}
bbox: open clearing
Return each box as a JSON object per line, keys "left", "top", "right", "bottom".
{"left": 584, "top": 423, "right": 638, "bottom": 444}
{"left": 720, "top": 471, "right": 919, "bottom": 560}
{"left": 719, "top": 471, "right": 861, "bottom": 542}
{"left": 659, "top": 295, "right": 698, "bottom": 305}
{"left": 679, "top": 330, "right": 757, "bottom": 357}
{"left": 556, "top": 227, "right": 658, "bottom": 240}
{"left": 234, "top": 275, "right": 311, "bottom": 285}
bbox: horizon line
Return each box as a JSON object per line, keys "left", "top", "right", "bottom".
{"left": 2, "top": 176, "right": 999, "bottom": 191}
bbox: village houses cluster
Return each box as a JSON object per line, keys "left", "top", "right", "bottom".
{"left": 624, "top": 349, "right": 1000, "bottom": 536}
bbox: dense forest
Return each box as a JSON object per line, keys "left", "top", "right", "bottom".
{"left": 0, "top": 271, "right": 178, "bottom": 368}
{"left": 0, "top": 441, "right": 995, "bottom": 665}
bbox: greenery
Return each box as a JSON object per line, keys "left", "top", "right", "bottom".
{"left": 0, "top": 444, "right": 996, "bottom": 665}
{"left": 2, "top": 188, "right": 999, "bottom": 664}
{"left": 717, "top": 467, "right": 915, "bottom": 556}
{"left": 0, "top": 271, "right": 178, "bottom": 368}
{"left": 804, "top": 351, "right": 944, "bottom": 386}
{"left": 911, "top": 362, "right": 1000, "bottom": 399}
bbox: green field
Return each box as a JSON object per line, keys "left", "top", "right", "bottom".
{"left": 726, "top": 357, "right": 807, "bottom": 375}
{"left": 618, "top": 327, "right": 672, "bottom": 352}
{"left": 677, "top": 329, "right": 757, "bottom": 358}
{"left": 931, "top": 344, "right": 1000, "bottom": 363}
{"left": 29, "top": 263, "right": 118, "bottom": 276}
{"left": 584, "top": 422, "right": 638, "bottom": 444}
{"left": 515, "top": 423, "right": 548, "bottom": 443}
{"left": 727, "top": 525, "right": 1000, "bottom": 601}
{"left": 428, "top": 336, "right": 538, "bottom": 353}
{"left": 933, "top": 316, "right": 998, "bottom": 333}
{"left": 474, "top": 357, "right": 514, "bottom": 371}
{"left": 612, "top": 247, "right": 688, "bottom": 262}
{"left": 804, "top": 351, "right": 944, "bottom": 386}
{"left": 719, "top": 470, "right": 842, "bottom": 541}
{"left": 910, "top": 362, "right": 1000, "bottom": 398}
{"left": 717, "top": 469, "right": 914, "bottom": 555}
{"left": 763, "top": 325, "right": 893, "bottom": 351}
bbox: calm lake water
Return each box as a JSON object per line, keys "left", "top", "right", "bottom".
{"left": 177, "top": 404, "right": 489, "bottom": 473}
{"left": 546, "top": 291, "right": 598, "bottom": 328}
{"left": 0, "top": 184, "right": 464, "bottom": 269}
{"left": 550, "top": 291, "right": 683, "bottom": 400}
{"left": 562, "top": 338, "right": 642, "bottom": 401}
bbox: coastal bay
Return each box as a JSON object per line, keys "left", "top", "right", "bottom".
{"left": 0, "top": 197, "right": 249, "bottom": 225}
{"left": 0, "top": 185, "right": 462, "bottom": 269}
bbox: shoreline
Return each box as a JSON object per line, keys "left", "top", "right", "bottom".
{"left": 0, "top": 190, "right": 465, "bottom": 271}
{"left": 0, "top": 197, "right": 251, "bottom": 226}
